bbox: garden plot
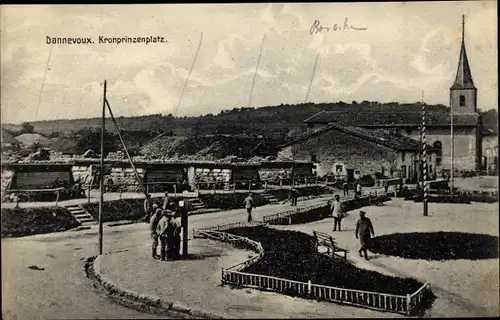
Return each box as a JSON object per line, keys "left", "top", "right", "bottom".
{"left": 277, "top": 199, "right": 499, "bottom": 317}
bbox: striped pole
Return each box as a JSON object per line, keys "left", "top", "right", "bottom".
{"left": 421, "top": 100, "right": 429, "bottom": 216}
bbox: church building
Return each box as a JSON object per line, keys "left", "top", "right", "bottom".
{"left": 302, "top": 16, "right": 483, "bottom": 175}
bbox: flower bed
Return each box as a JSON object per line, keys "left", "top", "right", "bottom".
{"left": 1, "top": 206, "right": 80, "bottom": 237}
{"left": 370, "top": 232, "right": 499, "bottom": 260}
{"left": 224, "top": 226, "right": 429, "bottom": 295}
{"left": 198, "top": 193, "right": 269, "bottom": 210}
{"left": 216, "top": 225, "right": 435, "bottom": 315}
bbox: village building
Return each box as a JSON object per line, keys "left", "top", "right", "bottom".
{"left": 278, "top": 124, "right": 437, "bottom": 183}
{"left": 302, "top": 18, "right": 484, "bottom": 174}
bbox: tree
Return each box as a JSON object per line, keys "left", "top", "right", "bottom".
{"left": 20, "top": 122, "right": 34, "bottom": 134}
{"left": 70, "top": 127, "right": 119, "bottom": 155}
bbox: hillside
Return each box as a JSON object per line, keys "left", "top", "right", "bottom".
{"left": 2, "top": 101, "right": 470, "bottom": 137}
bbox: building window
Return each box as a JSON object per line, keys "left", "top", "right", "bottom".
{"left": 434, "top": 141, "right": 442, "bottom": 166}
{"left": 459, "top": 95, "right": 466, "bottom": 107}
{"left": 401, "top": 152, "right": 406, "bottom": 162}
{"left": 401, "top": 165, "right": 407, "bottom": 178}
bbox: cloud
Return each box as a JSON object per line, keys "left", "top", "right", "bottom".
{"left": 0, "top": 3, "right": 497, "bottom": 124}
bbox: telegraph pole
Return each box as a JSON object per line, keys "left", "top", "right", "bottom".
{"left": 98, "top": 80, "right": 107, "bottom": 255}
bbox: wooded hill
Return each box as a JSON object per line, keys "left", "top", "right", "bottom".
{"left": 2, "top": 101, "right": 497, "bottom": 140}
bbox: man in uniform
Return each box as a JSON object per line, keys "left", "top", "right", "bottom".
{"left": 156, "top": 210, "right": 171, "bottom": 261}
{"left": 243, "top": 192, "right": 254, "bottom": 223}
{"left": 143, "top": 193, "right": 153, "bottom": 221}
{"left": 355, "top": 210, "right": 375, "bottom": 260}
{"left": 149, "top": 208, "right": 162, "bottom": 259}
{"left": 171, "top": 212, "right": 183, "bottom": 260}
{"left": 331, "top": 194, "right": 345, "bottom": 232}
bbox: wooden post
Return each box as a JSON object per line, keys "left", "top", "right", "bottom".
{"left": 248, "top": 181, "right": 251, "bottom": 192}
{"left": 264, "top": 181, "right": 268, "bottom": 191}
{"left": 174, "top": 184, "right": 177, "bottom": 197}
{"left": 233, "top": 182, "right": 236, "bottom": 193}
{"left": 279, "top": 178, "right": 283, "bottom": 190}
{"left": 406, "top": 294, "right": 411, "bottom": 315}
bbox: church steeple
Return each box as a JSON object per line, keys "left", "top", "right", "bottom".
{"left": 451, "top": 15, "right": 475, "bottom": 90}
{"left": 450, "top": 14, "right": 477, "bottom": 114}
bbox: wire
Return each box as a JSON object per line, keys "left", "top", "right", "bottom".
{"left": 34, "top": 43, "right": 53, "bottom": 121}
{"left": 173, "top": 32, "right": 203, "bottom": 117}
{"left": 305, "top": 52, "right": 320, "bottom": 103}
{"left": 248, "top": 34, "right": 266, "bottom": 108}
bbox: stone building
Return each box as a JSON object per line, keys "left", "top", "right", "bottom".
{"left": 278, "top": 124, "right": 436, "bottom": 183}
{"left": 303, "top": 17, "right": 484, "bottom": 174}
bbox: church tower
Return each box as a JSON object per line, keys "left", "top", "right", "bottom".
{"left": 450, "top": 15, "right": 477, "bottom": 114}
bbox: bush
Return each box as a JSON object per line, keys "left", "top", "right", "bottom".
{"left": 199, "top": 193, "right": 269, "bottom": 210}
{"left": 1, "top": 207, "right": 80, "bottom": 237}
{"left": 358, "top": 174, "right": 375, "bottom": 187}
{"left": 224, "top": 226, "right": 432, "bottom": 297}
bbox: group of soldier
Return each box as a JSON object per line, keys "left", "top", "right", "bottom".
{"left": 144, "top": 193, "right": 182, "bottom": 261}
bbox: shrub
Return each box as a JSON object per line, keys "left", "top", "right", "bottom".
{"left": 1, "top": 207, "right": 80, "bottom": 237}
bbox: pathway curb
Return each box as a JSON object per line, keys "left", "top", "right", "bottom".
{"left": 92, "top": 254, "right": 225, "bottom": 319}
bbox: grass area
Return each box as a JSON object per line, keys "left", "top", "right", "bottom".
{"left": 1, "top": 207, "right": 80, "bottom": 237}
{"left": 371, "top": 232, "right": 499, "bottom": 260}
{"left": 198, "top": 193, "right": 269, "bottom": 210}
{"left": 81, "top": 196, "right": 184, "bottom": 222}
{"left": 224, "top": 226, "right": 434, "bottom": 300}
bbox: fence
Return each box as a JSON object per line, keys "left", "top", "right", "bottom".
{"left": 194, "top": 225, "right": 431, "bottom": 316}
{"left": 262, "top": 203, "right": 328, "bottom": 225}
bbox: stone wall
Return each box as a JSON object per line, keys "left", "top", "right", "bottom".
{"left": 278, "top": 129, "right": 400, "bottom": 178}
{"left": 406, "top": 127, "right": 480, "bottom": 171}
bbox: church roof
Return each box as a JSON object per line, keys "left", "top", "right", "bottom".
{"left": 281, "top": 124, "right": 432, "bottom": 152}
{"left": 451, "top": 15, "right": 475, "bottom": 90}
{"left": 303, "top": 110, "right": 479, "bottom": 127}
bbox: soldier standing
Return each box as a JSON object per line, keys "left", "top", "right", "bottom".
{"left": 149, "top": 208, "right": 162, "bottom": 259}
{"left": 355, "top": 210, "right": 375, "bottom": 260}
{"left": 243, "top": 193, "right": 254, "bottom": 223}
{"left": 156, "top": 210, "right": 170, "bottom": 261}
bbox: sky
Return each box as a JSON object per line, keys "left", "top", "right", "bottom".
{"left": 0, "top": 2, "right": 497, "bottom": 124}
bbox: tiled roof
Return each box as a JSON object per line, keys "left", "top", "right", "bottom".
{"left": 281, "top": 124, "right": 432, "bottom": 152}
{"left": 303, "top": 110, "right": 479, "bottom": 127}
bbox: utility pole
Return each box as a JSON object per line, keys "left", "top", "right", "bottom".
{"left": 99, "top": 80, "right": 107, "bottom": 255}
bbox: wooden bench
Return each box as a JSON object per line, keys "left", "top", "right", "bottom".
{"left": 313, "top": 230, "right": 349, "bottom": 260}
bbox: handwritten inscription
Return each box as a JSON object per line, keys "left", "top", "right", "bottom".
{"left": 310, "top": 18, "right": 368, "bottom": 35}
